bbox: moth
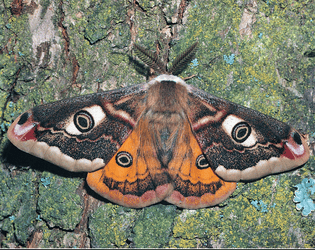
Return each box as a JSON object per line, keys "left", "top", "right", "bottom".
{"left": 7, "top": 43, "right": 310, "bottom": 209}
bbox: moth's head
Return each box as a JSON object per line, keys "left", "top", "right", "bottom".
{"left": 148, "top": 74, "right": 186, "bottom": 86}
{"left": 146, "top": 74, "right": 190, "bottom": 114}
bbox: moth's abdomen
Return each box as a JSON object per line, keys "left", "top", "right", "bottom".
{"left": 145, "top": 76, "right": 191, "bottom": 167}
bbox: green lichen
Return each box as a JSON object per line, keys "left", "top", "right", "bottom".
{"left": 84, "top": 0, "right": 127, "bottom": 44}
{"left": 0, "top": 168, "right": 37, "bottom": 246}
{"left": 220, "top": 176, "right": 308, "bottom": 248}
{"left": 300, "top": 214, "right": 315, "bottom": 248}
{"left": 38, "top": 171, "right": 83, "bottom": 230}
{"left": 169, "top": 175, "right": 311, "bottom": 248}
{"left": 136, "top": 0, "right": 159, "bottom": 11}
{"left": 57, "top": 0, "right": 141, "bottom": 94}
{"left": 0, "top": 4, "right": 35, "bottom": 140}
{"left": 170, "top": 209, "right": 222, "bottom": 248}
{"left": 40, "top": 0, "right": 52, "bottom": 19}
{"left": 135, "top": 10, "right": 164, "bottom": 47}
{"left": 132, "top": 204, "right": 177, "bottom": 248}
{"left": 31, "top": 222, "right": 87, "bottom": 248}
{"left": 89, "top": 203, "right": 137, "bottom": 248}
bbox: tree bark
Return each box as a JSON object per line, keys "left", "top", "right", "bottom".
{"left": 0, "top": 0, "right": 314, "bottom": 248}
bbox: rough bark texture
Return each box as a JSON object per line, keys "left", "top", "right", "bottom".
{"left": 0, "top": 0, "right": 315, "bottom": 248}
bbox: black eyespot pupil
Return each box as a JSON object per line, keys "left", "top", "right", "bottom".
{"left": 199, "top": 158, "right": 207, "bottom": 166}
{"left": 237, "top": 128, "right": 247, "bottom": 138}
{"left": 232, "top": 122, "right": 251, "bottom": 143}
{"left": 196, "top": 155, "right": 209, "bottom": 169}
{"left": 78, "top": 116, "right": 88, "bottom": 129}
{"left": 119, "top": 156, "right": 129, "bottom": 164}
{"left": 116, "top": 151, "right": 133, "bottom": 168}
{"left": 74, "top": 111, "right": 94, "bottom": 133}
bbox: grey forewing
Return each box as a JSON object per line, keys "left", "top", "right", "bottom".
{"left": 187, "top": 85, "right": 292, "bottom": 171}
{"left": 31, "top": 84, "right": 147, "bottom": 163}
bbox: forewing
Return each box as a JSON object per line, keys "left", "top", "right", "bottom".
{"left": 187, "top": 85, "right": 310, "bottom": 181}
{"left": 7, "top": 84, "right": 148, "bottom": 172}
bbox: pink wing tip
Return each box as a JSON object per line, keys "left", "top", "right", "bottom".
{"left": 283, "top": 131, "right": 310, "bottom": 163}
{"left": 7, "top": 112, "right": 38, "bottom": 142}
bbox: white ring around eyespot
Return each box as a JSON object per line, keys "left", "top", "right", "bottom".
{"left": 222, "top": 115, "right": 257, "bottom": 147}
{"left": 65, "top": 105, "right": 106, "bottom": 135}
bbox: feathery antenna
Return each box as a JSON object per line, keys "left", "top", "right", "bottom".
{"left": 133, "top": 42, "right": 198, "bottom": 76}
{"left": 168, "top": 42, "right": 198, "bottom": 75}
{"left": 133, "top": 44, "right": 167, "bottom": 74}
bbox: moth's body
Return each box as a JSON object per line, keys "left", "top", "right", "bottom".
{"left": 145, "top": 79, "right": 188, "bottom": 168}
{"left": 8, "top": 74, "right": 310, "bottom": 209}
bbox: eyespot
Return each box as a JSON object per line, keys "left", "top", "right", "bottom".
{"left": 116, "top": 151, "right": 133, "bottom": 168}
{"left": 18, "top": 112, "right": 31, "bottom": 125}
{"left": 74, "top": 111, "right": 94, "bottom": 133}
{"left": 232, "top": 122, "right": 252, "bottom": 143}
{"left": 65, "top": 105, "right": 106, "bottom": 135}
{"left": 292, "top": 131, "right": 302, "bottom": 145}
{"left": 196, "top": 154, "right": 210, "bottom": 169}
{"left": 222, "top": 115, "right": 257, "bottom": 147}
